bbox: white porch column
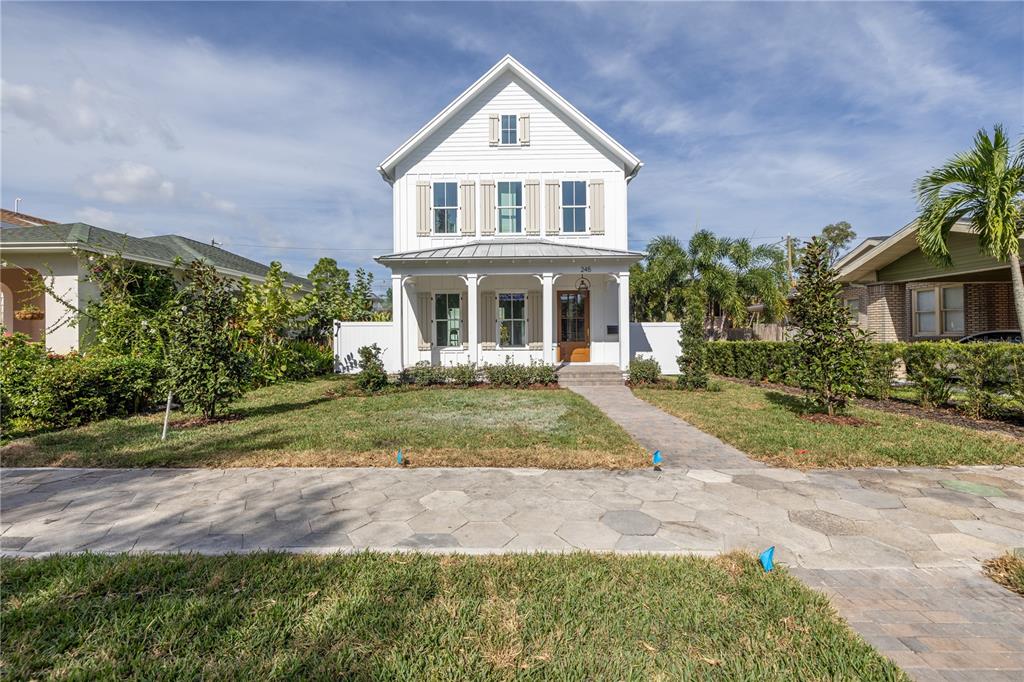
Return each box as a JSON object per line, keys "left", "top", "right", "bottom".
{"left": 618, "top": 272, "right": 630, "bottom": 371}
{"left": 467, "top": 273, "right": 479, "bottom": 365}
{"left": 391, "top": 273, "right": 404, "bottom": 370}
{"left": 542, "top": 273, "right": 554, "bottom": 363}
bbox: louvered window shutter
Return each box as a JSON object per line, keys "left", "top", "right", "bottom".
{"left": 524, "top": 180, "right": 540, "bottom": 235}
{"left": 417, "top": 292, "right": 432, "bottom": 350}
{"left": 479, "top": 180, "right": 495, "bottom": 235}
{"left": 416, "top": 182, "right": 431, "bottom": 236}
{"left": 519, "top": 114, "right": 530, "bottom": 145}
{"left": 460, "top": 293, "right": 468, "bottom": 348}
{"left": 488, "top": 115, "right": 499, "bottom": 146}
{"left": 459, "top": 181, "right": 476, "bottom": 236}
{"left": 527, "top": 292, "right": 542, "bottom": 349}
{"left": 480, "top": 292, "right": 496, "bottom": 349}
{"left": 544, "top": 181, "right": 560, "bottom": 235}
{"left": 589, "top": 179, "right": 605, "bottom": 235}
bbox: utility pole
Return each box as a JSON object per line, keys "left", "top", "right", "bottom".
{"left": 786, "top": 234, "right": 794, "bottom": 287}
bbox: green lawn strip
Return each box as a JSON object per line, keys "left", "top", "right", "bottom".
{"left": 3, "top": 376, "right": 642, "bottom": 468}
{"left": 984, "top": 552, "right": 1024, "bottom": 596}
{"left": 1, "top": 552, "right": 906, "bottom": 680}
{"left": 634, "top": 380, "right": 1024, "bottom": 468}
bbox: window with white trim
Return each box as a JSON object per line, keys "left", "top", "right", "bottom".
{"left": 432, "top": 182, "right": 458, "bottom": 234}
{"left": 497, "top": 293, "right": 526, "bottom": 347}
{"left": 497, "top": 181, "right": 522, "bottom": 233}
{"left": 913, "top": 285, "right": 964, "bottom": 336}
{"left": 561, "top": 180, "right": 587, "bottom": 233}
{"left": 500, "top": 114, "right": 518, "bottom": 145}
{"left": 844, "top": 298, "right": 861, "bottom": 325}
{"left": 434, "top": 293, "right": 461, "bottom": 347}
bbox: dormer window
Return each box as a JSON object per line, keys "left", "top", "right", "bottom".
{"left": 500, "top": 115, "right": 518, "bottom": 145}
{"left": 432, "top": 182, "right": 458, "bottom": 234}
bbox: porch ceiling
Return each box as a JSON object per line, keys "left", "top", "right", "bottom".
{"left": 375, "top": 238, "right": 643, "bottom": 264}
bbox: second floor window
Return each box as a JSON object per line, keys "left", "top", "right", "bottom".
{"left": 501, "top": 115, "right": 518, "bottom": 144}
{"left": 433, "top": 182, "right": 458, "bottom": 234}
{"left": 562, "top": 181, "right": 587, "bottom": 233}
{"left": 497, "top": 181, "right": 522, "bottom": 233}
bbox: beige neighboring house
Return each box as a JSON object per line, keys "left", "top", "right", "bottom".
{"left": 835, "top": 220, "right": 1021, "bottom": 341}
{"left": 0, "top": 210, "right": 309, "bottom": 353}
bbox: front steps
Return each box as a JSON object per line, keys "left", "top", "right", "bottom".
{"left": 556, "top": 363, "right": 625, "bottom": 388}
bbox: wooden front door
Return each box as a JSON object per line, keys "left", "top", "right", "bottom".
{"left": 557, "top": 290, "right": 590, "bottom": 362}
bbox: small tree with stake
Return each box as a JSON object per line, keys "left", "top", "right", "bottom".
{"left": 789, "top": 237, "right": 869, "bottom": 416}
{"left": 166, "top": 262, "right": 248, "bottom": 420}
{"left": 677, "top": 285, "right": 709, "bottom": 390}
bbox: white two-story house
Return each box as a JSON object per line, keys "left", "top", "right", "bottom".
{"left": 369, "top": 55, "right": 644, "bottom": 372}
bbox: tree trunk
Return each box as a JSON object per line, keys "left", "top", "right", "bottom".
{"left": 1009, "top": 253, "right": 1024, "bottom": 334}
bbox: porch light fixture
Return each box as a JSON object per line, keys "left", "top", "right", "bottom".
{"left": 575, "top": 277, "right": 590, "bottom": 296}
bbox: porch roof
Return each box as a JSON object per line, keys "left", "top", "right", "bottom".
{"left": 376, "top": 238, "right": 643, "bottom": 264}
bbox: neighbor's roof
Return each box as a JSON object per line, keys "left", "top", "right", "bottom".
{"left": 1, "top": 208, "right": 57, "bottom": 228}
{"left": 376, "top": 238, "right": 643, "bottom": 264}
{"left": 835, "top": 220, "right": 978, "bottom": 283}
{"left": 377, "top": 55, "right": 643, "bottom": 182}
{"left": 1, "top": 223, "right": 310, "bottom": 288}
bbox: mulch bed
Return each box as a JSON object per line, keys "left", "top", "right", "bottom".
{"left": 722, "top": 376, "right": 1024, "bottom": 440}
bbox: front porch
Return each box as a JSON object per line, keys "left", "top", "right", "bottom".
{"left": 392, "top": 270, "right": 632, "bottom": 370}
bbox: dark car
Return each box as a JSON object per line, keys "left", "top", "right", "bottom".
{"left": 958, "top": 330, "right": 1022, "bottom": 343}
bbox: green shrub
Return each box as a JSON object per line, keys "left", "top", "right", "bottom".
{"left": 400, "top": 361, "right": 449, "bottom": 386}
{"left": 283, "top": 340, "right": 335, "bottom": 379}
{"left": 677, "top": 286, "right": 709, "bottom": 389}
{"left": 481, "top": 358, "right": 557, "bottom": 387}
{"left": 1, "top": 334, "right": 50, "bottom": 434}
{"left": 447, "top": 362, "right": 480, "bottom": 387}
{"left": 861, "top": 343, "right": 904, "bottom": 400}
{"left": 629, "top": 357, "right": 661, "bottom": 385}
{"left": 903, "top": 342, "right": 957, "bottom": 408}
{"left": 356, "top": 344, "right": 389, "bottom": 393}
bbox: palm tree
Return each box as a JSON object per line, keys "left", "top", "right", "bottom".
{"left": 915, "top": 125, "right": 1024, "bottom": 329}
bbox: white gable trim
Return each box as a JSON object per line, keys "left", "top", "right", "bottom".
{"left": 377, "top": 55, "right": 643, "bottom": 184}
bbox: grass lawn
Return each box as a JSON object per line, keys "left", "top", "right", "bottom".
{"left": 635, "top": 379, "right": 1024, "bottom": 468}
{"left": 1, "top": 376, "right": 642, "bottom": 469}
{"left": 1, "top": 552, "right": 906, "bottom": 680}
{"left": 984, "top": 552, "right": 1024, "bottom": 596}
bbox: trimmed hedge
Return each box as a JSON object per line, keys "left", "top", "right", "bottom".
{"left": 704, "top": 339, "right": 1024, "bottom": 418}
{"left": 628, "top": 357, "right": 662, "bottom": 385}
{"left": 397, "top": 359, "right": 558, "bottom": 388}
{"left": 1, "top": 334, "right": 164, "bottom": 436}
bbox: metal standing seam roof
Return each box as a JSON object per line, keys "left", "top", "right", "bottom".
{"left": 1, "top": 223, "right": 310, "bottom": 288}
{"left": 375, "top": 239, "right": 645, "bottom": 263}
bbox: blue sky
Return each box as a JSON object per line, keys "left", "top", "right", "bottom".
{"left": 2, "top": 2, "right": 1021, "bottom": 291}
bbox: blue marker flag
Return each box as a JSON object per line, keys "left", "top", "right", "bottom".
{"left": 652, "top": 450, "right": 663, "bottom": 465}
{"left": 397, "top": 449, "right": 404, "bottom": 465}
{"left": 759, "top": 546, "right": 775, "bottom": 572}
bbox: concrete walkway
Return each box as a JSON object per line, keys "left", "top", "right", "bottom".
{"left": 2, "top": 385, "right": 1023, "bottom": 679}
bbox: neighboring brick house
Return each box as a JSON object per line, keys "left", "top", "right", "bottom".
{"left": 835, "top": 221, "right": 1021, "bottom": 342}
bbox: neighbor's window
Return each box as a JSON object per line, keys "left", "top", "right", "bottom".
{"left": 561, "top": 180, "right": 587, "bottom": 233}
{"left": 432, "top": 182, "right": 458, "bottom": 234}
{"left": 497, "top": 293, "right": 526, "bottom": 347}
{"left": 497, "top": 181, "right": 523, "bottom": 233}
{"left": 941, "top": 286, "right": 964, "bottom": 334}
{"left": 844, "top": 298, "right": 860, "bottom": 324}
{"left": 914, "top": 285, "right": 964, "bottom": 336}
{"left": 435, "top": 293, "right": 461, "bottom": 347}
{"left": 501, "top": 114, "right": 518, "bottom": 145}
{"left": 914, "top": 289, "right": 937, "bottom": 335}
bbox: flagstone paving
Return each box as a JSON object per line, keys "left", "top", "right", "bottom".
{"left": 2, "top": 385, "right": 1023, "bottom": 679}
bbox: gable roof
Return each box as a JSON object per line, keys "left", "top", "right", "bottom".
{"left": 376, "top": 238, "right": 643, "bottom": 264}
{"left": 1, "top": 208, "right": 57, "bottom": 228}
{"left": 1, "top": 223, "right": 310, "bottom": 288}
{"left": 377, "top": 55, "right": 643, "bottom": 183}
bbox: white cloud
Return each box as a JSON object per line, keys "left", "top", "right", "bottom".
{"left": 77, "top": 162, "right": 175, "bottom": 204}
{"left": 74, "top": 206, "right": 116, "bottom": 226}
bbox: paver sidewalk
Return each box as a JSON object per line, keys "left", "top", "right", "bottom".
{"left": 3, "top": 385, "right": 1023, "bottom": 679}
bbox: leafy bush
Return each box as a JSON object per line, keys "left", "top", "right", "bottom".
{"left": 447, "top": 362, "right": 480, "bottom": 387}
{"left": 903, "top": 342, "right": 957, "bottom": 408}
{"left": 629, "top": 357, "right": 661, "bottom": 385}
{"left": 704, "top": 341, "right": 796, "bottom": 384}
{"left": 356, "top": 344, "right": 389, "bottom": 393}
{"left": 166, "top": 263, "right": 249, "bottom": 419}
{"left": 481, "top": 358, "right": 557, "bottom": 387}
{"left": 29, "top": 354, "right": 164, "bottom": 430}
{"left": 1, "top": 334, "right": 50, "bottom": 434}
{"left": 789, "top": 237, "right": 870, "bottom": 415}
{"left": 399, "top": 361, "right": 449, "bottom": 386}
{"left": 677, "top": 286, "right": 709, "bottom": 389}
{"left": 952, "top": 344, "right": 1011, "bottom": 419}
{"left": 861, "top": 343, "right": 904, "bottom": 400}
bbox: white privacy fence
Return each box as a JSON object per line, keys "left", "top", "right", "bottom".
{"left": 334, "top": 320, "right": 682, "bottom": 374}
